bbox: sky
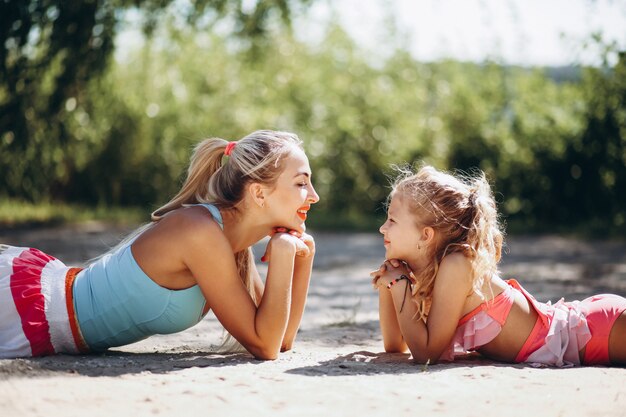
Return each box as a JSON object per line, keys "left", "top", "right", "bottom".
{"left": 297, "top": 0, "right": 626, "bottom": 66}
{"left": 117, "top": 0, "right": 626, "bottom": 67}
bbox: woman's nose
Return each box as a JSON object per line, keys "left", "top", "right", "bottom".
{"left": 309, "top": 184, "right": 320, "bottom": 204}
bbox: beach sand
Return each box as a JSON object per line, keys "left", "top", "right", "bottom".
{"left": 1, "top": 224, "right": 625, "bottom": 417}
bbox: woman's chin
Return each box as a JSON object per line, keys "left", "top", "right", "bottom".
{"left": 281, "top": 221, "right": 305, "bottom": 234}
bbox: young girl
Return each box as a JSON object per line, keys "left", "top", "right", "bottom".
{"left": 1, "top": 130, "right": 319, "bottom": 360}
{"left": 371, "top": 165, "right": 626, "bottom": 367}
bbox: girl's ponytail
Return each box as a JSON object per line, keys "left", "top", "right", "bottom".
{"left": 465, "top": 173, "right": 503, "bottom": 295}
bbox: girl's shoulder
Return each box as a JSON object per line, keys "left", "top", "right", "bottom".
{"left": 440, "top": 251, "right": 473, "bottom": 270}
{"left": 437, "top": 252, "right": 474, "bottom": 285}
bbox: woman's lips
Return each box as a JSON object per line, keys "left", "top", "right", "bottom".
{"left": 297, "top": 206, "right": 310, "bottom": 221}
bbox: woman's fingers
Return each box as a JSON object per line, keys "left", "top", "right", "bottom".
{"left": 293, "top": 237, "right": 310, "bottom": 257}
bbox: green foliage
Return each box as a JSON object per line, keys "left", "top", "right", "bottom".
{"left": 0, "top": 199, "right": 144, "bottom": 228}
{"left": 0, "top": 0, "right": 310, "bottom": 201}
{"left": 1, "top": 4, "right": 625, "bottom": 234}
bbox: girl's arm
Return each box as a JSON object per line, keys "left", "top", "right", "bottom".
{"left": 372, "top": 261, "right": 408, "bottom": 352}
{"left": 379, "top": 288, "right": 409, "bottom": 352}
{"left": 182, "top": 219, "right": 308, "bottom": 360}
{"left": 380, "top": 253, "right": 472, "bottom": 363}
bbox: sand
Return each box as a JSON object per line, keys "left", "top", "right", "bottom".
{"left": 1, "top": 224, "right": 625, "bottom": 417}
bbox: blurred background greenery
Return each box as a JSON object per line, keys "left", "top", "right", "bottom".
{"left": 1, "top": 0, "right": 625, "bottom": 235}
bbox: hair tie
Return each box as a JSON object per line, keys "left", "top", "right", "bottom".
{"left": 224, "top": 141, "right": 237, "bottom": 156}
{"left": 468, "top": 187, "right": 478, "bottom": 207}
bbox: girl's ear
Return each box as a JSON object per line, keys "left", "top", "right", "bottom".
{"left": 420, "top": 226, "right": 435, "bottom": 245}
{"left": 247, "top": 182, "right": 267, "bottom": 208}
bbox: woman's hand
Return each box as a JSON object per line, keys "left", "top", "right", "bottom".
{"left": 261, "top": 227, "right": 311, "bottom": 263}
{"left": 294, "top": 232, "right": 315, "bottom": 260}
{"left": 371, "top": 259, "right": 411, "bottom": 290}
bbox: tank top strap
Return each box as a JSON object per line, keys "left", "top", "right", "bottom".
{"left": 190, "top": 203, "right": 224, "bottom": 230}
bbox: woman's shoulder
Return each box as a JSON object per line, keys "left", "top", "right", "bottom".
{"left": 152, "top": 206, "right": 225, "bottom": 244}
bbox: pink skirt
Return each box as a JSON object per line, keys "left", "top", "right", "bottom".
{"left": 0, "top": 245, "right": 88, "bottom": 358}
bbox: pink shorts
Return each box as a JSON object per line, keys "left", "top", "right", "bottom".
{"left": 581, "top": 294, "right": 626, "bottom": 365}
{"left": 516, "top": 291, "right": 626, "bottom": 366}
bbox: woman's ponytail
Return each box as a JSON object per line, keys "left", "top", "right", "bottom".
{"left": 152, "top": 138, "right": 229, "bottom": 220}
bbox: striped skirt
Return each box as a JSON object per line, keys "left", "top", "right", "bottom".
{"left": 0, "top": 245, "right": 89, "bottom": 358}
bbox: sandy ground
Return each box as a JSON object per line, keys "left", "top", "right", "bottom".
{"left": 1, "top": 223, "right": 626, "bottom": 417}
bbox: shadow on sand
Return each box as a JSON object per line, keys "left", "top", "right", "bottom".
{"left": 285, "top": 350, "right": 520, "bottom": 377}
{"left": 0, "top": 350, "right": 260, "bottom": 378}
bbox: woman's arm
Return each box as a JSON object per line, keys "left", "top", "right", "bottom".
{"left": 379, "top": 253, "right": 472, "bottom": 363}
{"left": 280, "top": 232, "right": 315, "bottom": 351}
{"left": 182, "top": 219, "right": 307, "bottom": 360}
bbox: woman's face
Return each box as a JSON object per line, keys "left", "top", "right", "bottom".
{"left": 265, "top": 147, "right": 319, "bottom": 233}
{"left": 379, "top": 193, "right": 423, "bottom": 261}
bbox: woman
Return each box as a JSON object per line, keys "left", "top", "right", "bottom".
{"left": 1, "top": 130, "right": 319, "bottom": 360}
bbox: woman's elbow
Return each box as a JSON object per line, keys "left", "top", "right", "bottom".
{"left": 249, "top": 343, "right": 280, "bottom": 360}
{"left": 252, "top": 349, "right": 278, "bottom": 360}
{"left": 280, "top": 342, "right": 293, "bottom": 352}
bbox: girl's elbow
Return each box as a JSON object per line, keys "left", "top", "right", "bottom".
{"left": 408, "top": 347, "right": 439, "bottom": 365}
{"left": 411, "top": 355, "right": 436, "bottom": 365}
{"left": 384, "top": 341, "right": 407, "bottom": 353}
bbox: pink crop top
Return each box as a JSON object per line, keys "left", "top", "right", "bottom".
{"left": 441, "top": 281, "right": 516, "bottom": 361}
{"left": 441, "top": 279, "right": 592, "bottom": 366}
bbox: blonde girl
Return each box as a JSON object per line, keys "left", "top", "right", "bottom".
{"left": 1, "top": 130, "right": 319, "bottom": 360}
{"left": 371, "top": 165, "right": 626, "bottom": 366}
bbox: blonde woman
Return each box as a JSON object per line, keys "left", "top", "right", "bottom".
{"left": 1, "top": 130, "right": 319, "bottom": 360}
{"left": 372, "top": 165, "right": 626, "bottom": 367}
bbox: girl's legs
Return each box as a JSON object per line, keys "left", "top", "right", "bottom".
{"left": 581, "top": 294, "right": 626, "bottom": 366}
{"left": 608, "top": 311, "right": 626, "bottom": 365}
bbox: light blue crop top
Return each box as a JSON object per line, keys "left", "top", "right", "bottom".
{"left": 73, "top": 203, "right": 223, "bottom": 351}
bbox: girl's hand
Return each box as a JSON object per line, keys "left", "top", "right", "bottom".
{"left": 261, "top": 227, "right": 311, "bottom": 262}
{"left": 371, "top": 259, "right": 410, "bottom": 290}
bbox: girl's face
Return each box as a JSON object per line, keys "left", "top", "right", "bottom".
{"left": 265, "top": 148, "right": 319, "bottom": 233}
{"left": 379, "top": 193, "right": 423, "bottom": 261}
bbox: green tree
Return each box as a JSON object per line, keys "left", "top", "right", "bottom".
{"left": 0, "top": 0, "right": 310, "bottom": 201}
